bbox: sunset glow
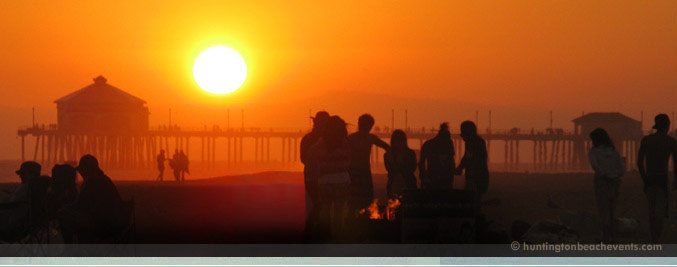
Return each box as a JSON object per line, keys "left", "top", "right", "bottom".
{"left": 193, "top": 46, "right": 247, "bottom": 94}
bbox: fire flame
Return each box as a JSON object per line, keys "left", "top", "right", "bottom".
{"left": 359, "top": 199, "right": 382, "bottom": 219}
{"left": 359, "top": 196, "right": 402, "bottom": 221}
{"left": 386, "top": 197, "right": 401, "bottom": 221}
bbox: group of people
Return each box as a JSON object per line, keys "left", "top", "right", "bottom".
{"left": 589, "top": 113, "right": 677, "bottom": 243}
{"left": 300, "top": 111, "right": 489, "bottom": 242}
{"left": 0, "top": 155, "right": 128, "bottom": 243}
{"left": 156, "top": 149, "right": 190, "bottom": 181}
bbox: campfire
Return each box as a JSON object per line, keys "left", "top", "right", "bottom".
{"left": 359, "top": 196, "right": 402, "bottom": 221}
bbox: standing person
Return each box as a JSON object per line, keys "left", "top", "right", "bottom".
{"left": 347, "top": 114, "right": 390, "bottom": 213}
{"left": 419, "top": 123, "right": 455, "bottom": 189}
{"left": 309, "top": 115, "right": 351, "bottom": 243}
{"left": 637, "top": 114, "right": 677, "bottom": 243}
{"left": 455, "top": 121, "right": 489, "bottom": 209}
{"left": 300, "top": 111, "right": 330, "bottom": 242}
{"left": 156, "top": 150, "right": 166, "bottom": 181}
{"left": 384, "top": 130, "right": 418, "bottom": 198}
{"left": 588, "top": 128, "right": 625, "bottom": 243}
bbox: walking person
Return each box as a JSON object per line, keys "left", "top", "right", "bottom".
{"left": 309, "top": 115, "right": 351, "bottom": 243}
{"left": 347, "top": 114, "right": 390, "bottom": 213}
{"left": 419, "top": 123, "right": 455, "bottom": 189}
{"left": 637, "top": 114, "right": 677, "bottom": 243}
{"left": 170, "top": 149, "right": 180, "bottom": 181}
{"left": 588, "top": 128, "right": 624, "bottom": 243}
{"left": 179, "top": 150, "right": 189, "bottom": 181}
{"left": 384, "top": 130, "right": 417, "bottom": 198}
{"left": 156, "top": 150, "right": 166, "bottom": 181}
{"left": 455, "top": 121, "right": 489, "bottom": 210}
{"left": 300, "top": 111, "right": 330, "bottom": 242}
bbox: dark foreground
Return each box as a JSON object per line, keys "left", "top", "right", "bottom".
{"left": 1, "top": 170, "right": 674, "bottom": 244}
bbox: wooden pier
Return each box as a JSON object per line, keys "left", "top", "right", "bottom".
{"left": 18, "top": 125, "right": 644, "bottom": 172}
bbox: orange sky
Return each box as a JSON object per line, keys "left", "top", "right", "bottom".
{"left": 1, "top": 0, "right": 676, "bottom": 159}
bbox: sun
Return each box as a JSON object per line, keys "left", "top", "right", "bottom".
{"left": 193, "top": 46, "right": 247, "bottom": 94}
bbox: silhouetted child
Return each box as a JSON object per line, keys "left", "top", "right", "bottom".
{"left": 347, "top": 114, "right": 390, "bottom": 213}
{"left": 637, "top": 114, "right": 677, "bottom": 243}
{"left": 384, "top": 130, "right": 417, "bottom": 198}
{"left": 419, "top": 123, "right": 455, "bottom": 189}
{"left": 588, "top": 128, "right": 624, "bottom": 243}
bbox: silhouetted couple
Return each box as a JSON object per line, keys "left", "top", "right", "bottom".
{"left": 168, "top": 149, "right": 189, "bottom": 181}
{"left": 589, "top": 114, "right": 677, "bottom": 243}
{"left": 59, "top": 154, "right": 129, "bottom": 243}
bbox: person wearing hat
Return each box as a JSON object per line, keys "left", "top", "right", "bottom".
{"left": 637, "top": 113, "right": 677, "bottom": 243}
{"left": 0, "top": 161, "right": 41, "bottom": 241}
{"left": 6, "top": 161, "right": 41, "bottom": 203}
{"left": 60, "top": 154, "right": 126, "bottom": 242}
{"left": 300, "top": 110, "right": 330, "bottom": 242}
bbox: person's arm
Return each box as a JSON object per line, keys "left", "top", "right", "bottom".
{"left": 370, "top": 134, "right": 391, "bottom": 151}
{"left": 672, "top": 140, "right": 677, "bottom": 190}
{"left": 637, "top": 138, "right": 647, "bottom": 184}
{"left": 455, "top": 142, "right": 468, "bottom": 174}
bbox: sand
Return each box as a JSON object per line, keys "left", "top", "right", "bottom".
{"left": 1, "top": 170, "right": 675, "bottom": 243}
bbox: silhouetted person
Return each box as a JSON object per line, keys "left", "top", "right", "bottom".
{"left": 60, "top": 154, "right": 126, "bottom": 243}
{"left": 49, "top": 164, "right": 78, "bottom": 214}
{"left": 300, "top": 110, "right": 330, "bottom": 242}
{"left": 0, "top": 161, "right": 41, "bottom": 241}
{"left": 455, "top": 121, "right": 489, "bottom": 209}
{"left": 384, "top": 130, "right": 417, "bottom": 198}
{"left": 347, "top": 114, "right": 390, "bottom": 213}
{"left": 309, "top": 115, "right": 351, "bottom": 242}
{"left": 637, "top": 114, "right": 677, "bottom": 243}
{"left": 419, "top": 123, "right": 455, "bottom": 189}
{"left": 170, "top": 149, "right": 180, "bottom": 181}
{"left": 178, "top": 150, "right": 189, "bottom": 181}
{"left": 588, "top": 128, "right": 624, "bottom": 243}
{"left": 156, "top": 150, "right": 166, "bottom": 181}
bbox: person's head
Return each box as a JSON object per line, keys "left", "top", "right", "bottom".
{"left": 653, "top": 113, "right": 670, "bottom": 133}
{"left": 460, "top": 120, "right": 478, "bottom": 140}
{"left": 312, "top": 111, "right": 330, "bottom": 131}
{"left": 174, "top": 149, "right": 179, "bottom": 154}
{"left": 390, "top": 129, "right": 409, "bottom": 151}
{"left": 437, "top": 122, "right": 451, "bottom": 139}
{"left": 16, "top": 161, "right": 41, "bottom": 184}
{"left": 160, "top": 149, "right": 165, "bottom": 154}
{"left": 589, "top": 128, "right": 614, "bottom": 149}
{"left": 51, "top": 164, "right": 77, "bottom": 191}
{"left": 76, "top": 154, "right": 101, "bottom": 179}
{"left": 358, "top": 114, "right": 375, "bottom": 133}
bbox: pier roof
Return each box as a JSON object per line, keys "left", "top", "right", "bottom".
{"left": 54, "top": 75, "right": 146, "bottom": 105}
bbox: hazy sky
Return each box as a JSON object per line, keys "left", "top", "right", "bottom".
{"left": 1, "top": 0, "right": 676, "bottom": 159}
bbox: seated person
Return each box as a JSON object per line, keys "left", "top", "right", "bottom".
{"left": 0, "top": 161, "right": 41, "bottom": 241}
{"left": 48, "top": 164, "right": 78, "bottom": 216}
{"left": 59, "top": 155, "right": 128, "bottom": 243}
